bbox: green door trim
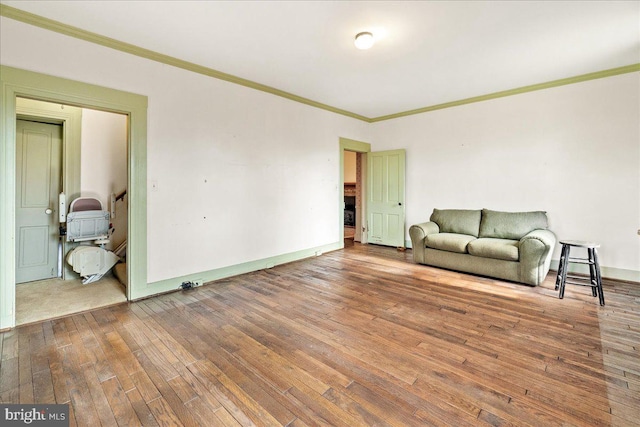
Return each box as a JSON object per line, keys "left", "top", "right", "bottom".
{"left": 0, "top": 65, "right": 148, "bottom": 329}
{"left": 16, "top": 98, "right": 82, "bottom": 280}
{"left": 339, "top": 138, "right": 371, "bottom": 245}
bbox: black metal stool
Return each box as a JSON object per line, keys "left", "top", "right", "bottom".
{"left": 555, "top": 240, "right": 604, "bottom": 305}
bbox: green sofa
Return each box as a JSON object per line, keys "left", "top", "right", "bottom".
{"left": 409, "top": 209, "right": 556, "bottom": 286}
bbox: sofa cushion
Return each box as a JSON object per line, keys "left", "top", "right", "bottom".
{"left": 468, "top": 238, "right": 519, "bottom": 261}
{"left": 479, "top": 209, "right": 548, "bottom": 240}
{"left": 425, "top": 233, "right": 476, "bottom": 254}
{"left": 430, "top": 209, "right": 481, "bottom": 237}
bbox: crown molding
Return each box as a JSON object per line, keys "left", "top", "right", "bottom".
{"left": 0, "top": 4, "right": 370, "bottom": 122}
{"left": 370, "top": 64, "right": 640, "bottom": 122}
{"left": 2, "top": 4, "right": 638, "bottom": 124}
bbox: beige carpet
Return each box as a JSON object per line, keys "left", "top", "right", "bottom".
{"left": 15, "top": 274, "right": 127, "bottom": 326}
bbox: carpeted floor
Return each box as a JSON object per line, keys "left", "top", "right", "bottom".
{"left": 15, "top": 274, "right": 127, "bottom": 325}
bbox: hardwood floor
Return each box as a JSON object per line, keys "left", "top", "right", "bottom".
{"left": 1, "top": 243, "right": 639, "bottom": 426}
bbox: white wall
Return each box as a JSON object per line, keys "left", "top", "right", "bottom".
{"left": 1, "top": 17, "right": 370, "bottom": 284}
{"left": 371, "top": 73, "right": 640, "bottom": 278}
{"left": 2, "top": 16, "right": 638, "bottom": 283}
{"left": 80, "top": 108, "right": 128, "bottom": 249}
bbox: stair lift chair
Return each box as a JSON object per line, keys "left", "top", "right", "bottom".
{"left": 65, "top": 197, "right": 119, "bottom": 284}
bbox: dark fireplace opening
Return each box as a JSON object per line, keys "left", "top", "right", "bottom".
{"left": 344, "top": 196, "right": 356, "bottom": 227}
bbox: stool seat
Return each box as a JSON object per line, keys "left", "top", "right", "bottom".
{"left": 559, "top": 240, "right": 600, "bottom": 249}
{"left": 555, "top": 240, "right": 604, "bottom": 305}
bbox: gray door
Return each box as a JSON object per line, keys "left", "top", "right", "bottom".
{"left": 16, "top": 120, "right": 62, "bottom": 283}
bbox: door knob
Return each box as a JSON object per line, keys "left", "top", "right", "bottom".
{"left": 45, "top": 208, "right": 53, "bottom": 215}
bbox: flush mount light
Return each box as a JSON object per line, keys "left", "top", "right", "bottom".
{"left": 354, "top": 31, "right": 374, "bottom": 50}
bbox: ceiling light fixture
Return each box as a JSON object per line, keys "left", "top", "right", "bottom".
{"left": 354, "top": 32, "right": 374, "bottom": 50}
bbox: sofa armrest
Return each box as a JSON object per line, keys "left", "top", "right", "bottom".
{"left": 409, "top": 222, "right": 440, "bottom": 263}
{"left": 520, "top": 229, "right": 556, "bottom": 248}
{"left": 519, "top": 229, "right": 557, "bottom": 285}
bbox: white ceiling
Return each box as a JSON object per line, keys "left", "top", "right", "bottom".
{"left": 3, "top": 1, "right": 639, "bottom": 119}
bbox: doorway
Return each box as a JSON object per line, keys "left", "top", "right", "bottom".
{"left": 0, "top": 65, "right": 148, "bottom": 331}
{"left": 339, "top": 138, "right": 406, "bottom": 250}
{"left": 339, "top": 138, "right": 371, "bottom": 246}
{"left": 343, "top": 150, "right": 360, "bottom": 243}
{"left": 14, "top": 98, "right": 128, "bottom": 325}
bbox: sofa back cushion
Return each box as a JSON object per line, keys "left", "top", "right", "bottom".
{"left": 430, "top": 209, "right": 481, "bottom": 237}
{"left": 479, "top": 209, "right": 548, "bottom": 240}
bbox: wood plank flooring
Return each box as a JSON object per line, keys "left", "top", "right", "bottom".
{"left": 1, "top": 243, "right": 639, "bottom": 426}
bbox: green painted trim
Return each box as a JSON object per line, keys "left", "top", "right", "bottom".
{"left": 339, "top": 137, "right": 371, "bottom": 153}
{"left": 16, "top": 98, "right": 82, "bottom": 280}
{"left": 370, "top": 64, "right": 640, "bottom": 122}
{"left": 137, "top": 242, "right": 343, "bottom": 300}
{"left": 0, "top": 4, "right": 369, "bottom": 123}
{"left": 1, "top": 85, "right": 18, "bottom": 330}
{"left": 2, "top": 5, "right": 637, "bottom": 124}
{"left": 0, "top": 65, "right": 148, "bottom": 329}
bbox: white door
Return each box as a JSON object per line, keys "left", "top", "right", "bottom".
{"left": 15, "top": 120, "right": 62, "bottom": 283}
{"left": 367, "top": 149, "right": 406, "bottom": 247}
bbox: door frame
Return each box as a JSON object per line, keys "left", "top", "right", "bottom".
{"left": 16, "top": 99, "right": 82, "bottom": 281}
{"left": 339, "top": 137, "right": 371, "bottom": 246}
{"left": 0, "top": 65, "right": 148, "bottom": 330}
